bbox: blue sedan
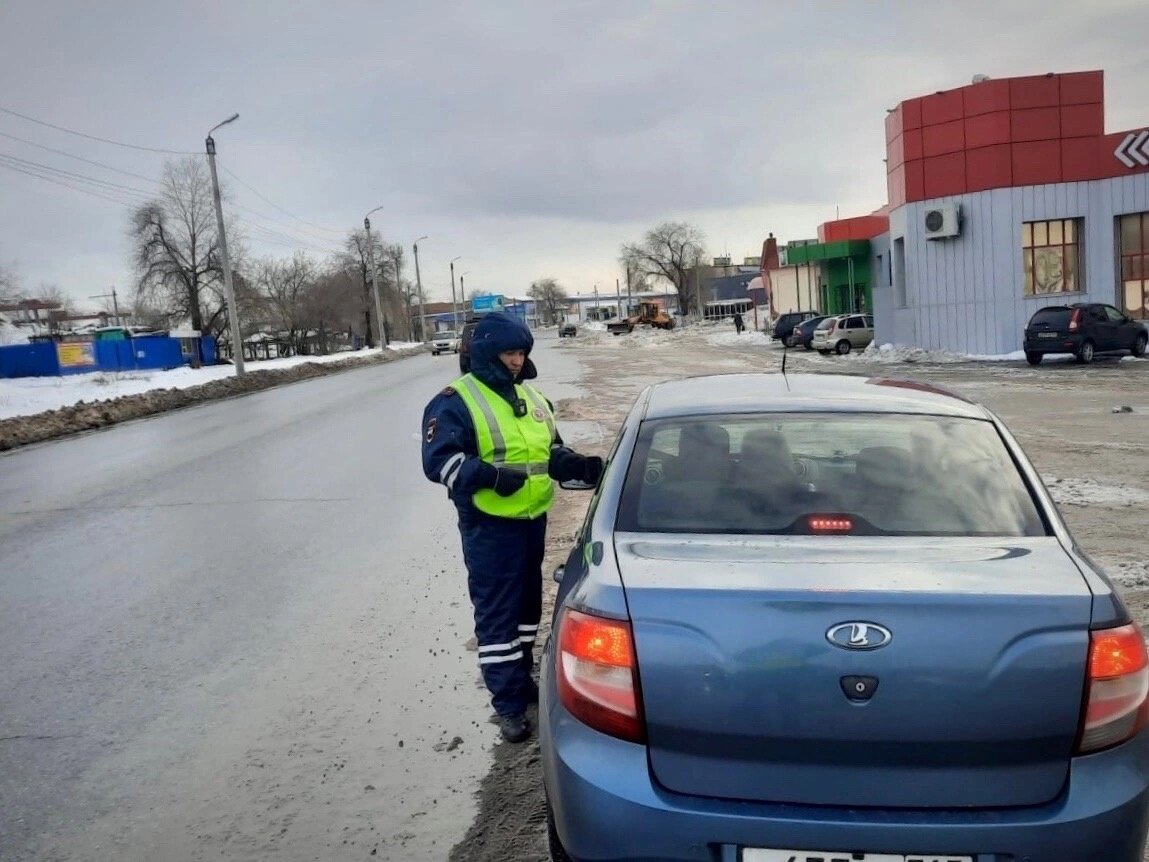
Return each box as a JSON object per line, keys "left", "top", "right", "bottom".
{"left": 541, "top": 373, "right": 1149, "bottom": 862}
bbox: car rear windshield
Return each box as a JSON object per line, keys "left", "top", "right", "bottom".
{"left": 616, "top": 413, "right": 1047, "bottom": 537}
{"left": 1029, "top": 308, "right": 1071, "bottom": 327}
{"left": 815, "top": 318, "right": 836, "bottom": 330}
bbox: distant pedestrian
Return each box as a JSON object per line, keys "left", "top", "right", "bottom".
{"left": 733, "top": 312, "right": 745, "bottom": 335}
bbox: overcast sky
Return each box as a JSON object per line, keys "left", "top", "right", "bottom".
{"left": 1, "top": 0, "right": 1147, "bottom": 308}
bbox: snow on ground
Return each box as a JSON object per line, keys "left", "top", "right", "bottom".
{"left": 0, "top": 318, "right": 30, "bottom": 346}
{"left": 704, "top": 328, "right": 773, "bottom": 348}
{"left": 1045, "top": 476, "right": 1149, "bottom": 508}
{"left": 1109, "top": 560, "right": 1149, "bottom": 589}
{"left": 0, "top": 343, "right": 421, "bottom": 421}
{"left": 850, "top": 343, "right": 1027, "bottom": 364}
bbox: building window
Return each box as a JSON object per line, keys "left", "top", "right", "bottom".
{"left": 893, "top": 238, "right": 907, "bottom": 308}
{"left": 1022, "top": 219, "right": 1081, "bottom": 296}
{"left": 1119, "top": 212, "right": 1149, "bottom": 318}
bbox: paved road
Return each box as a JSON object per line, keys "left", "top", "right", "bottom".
{"left": 0, "top": 336, "right": 581, "bottom": 861}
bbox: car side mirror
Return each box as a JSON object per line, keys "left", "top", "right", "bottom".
{"left": 559, "top": 479, "right": 597, "bottom": 491}
{"left": 553, "top": 564, "right": 565, "bottom": 583}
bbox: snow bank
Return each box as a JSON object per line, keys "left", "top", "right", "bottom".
{"left": 0, "top": 346, "right": 419, "bottom": 421}
{"left": 849, "top": 343, "right": 1027, "bottom": 364}
{"left": 0, "top": 317, "right": 29, "bottom": 346}
{"left": 704, "top": 329, "right": 773, "bottom": 348}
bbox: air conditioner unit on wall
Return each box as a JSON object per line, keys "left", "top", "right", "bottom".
{"left": 923, "top": 203, "right": 962, "bottom": 240}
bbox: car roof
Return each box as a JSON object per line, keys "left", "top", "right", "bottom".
{"left": 642, "top": 373, "right": 988, "bottom": 420}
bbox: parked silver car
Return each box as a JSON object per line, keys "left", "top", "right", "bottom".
{"left": 811, "top": 313, "right": 874, "bottom": 355}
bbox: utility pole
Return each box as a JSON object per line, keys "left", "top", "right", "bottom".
{"left": 450, "top": 257, "right": 462, "bottom": 332}
{"left": 364, "top": 207, "right": 388, "bottom": 349}
{"left": 89, "top": 286, "right": 121, "bottom": 327}
{"left": 413, "top": 236, "right": 428, "bottom": 341}
{"left": 206, "top": 113, "right": 244, "bottom": 375}
{"left": 615, "top": 278, "right": 621, "bottom": 319}
{"left": 626, "top": 264, "right": 633, "bottom": 317}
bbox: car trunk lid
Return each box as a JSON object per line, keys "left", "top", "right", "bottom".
{"left": 616, "top": 534, "right": 1092, "bottom": 808}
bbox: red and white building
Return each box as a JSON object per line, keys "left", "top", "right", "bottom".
{"left": 870, "top": 70, "right": 1149, "bottom": 354}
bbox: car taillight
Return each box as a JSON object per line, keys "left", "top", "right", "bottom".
{"left": 1069, "top": 308, "right": 1083, "bottom": 331}
{"left": 808, "top": 515, "right": 854, "bottom": 534}
{"left": 557, "top": 608, "right": 645, "bottom": 743}
{"left": 1077, "top": 623, "right": 1149, "bottom": 753}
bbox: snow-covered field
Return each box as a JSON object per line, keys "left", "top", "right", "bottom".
{"left": 0, "top": 343, "right": 421, "bottom": 421}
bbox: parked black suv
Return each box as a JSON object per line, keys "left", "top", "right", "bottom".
{"left": 771, "top": 310, "right": 818, "bottom": 342}
{"left": 1024, "top": 303, "right": 1147, "bottom": 364}
{"left": 458, "top": 320, "right": 478, "bottom": 373}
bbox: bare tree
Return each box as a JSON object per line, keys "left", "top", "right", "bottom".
{"left": 303, "top": 265, "right": 360, "bottom": 354}
{"left": 129, "top": 157, "right": 241, "bottom": 335}
{"left": 0, "top": 257, "right": 20, "bottom": 304}
{"left": 382, "top": 243, "right": 409, "bottom": 340}
{"left": 256, "top": 252, "right": 316, "bottom": 352}
{"left": 339, "top": 228, "right": 387, "bottom": 348}
{"left": 528, "top": 278, "right": 569, "bottom": 325}
{"left": 620, "top": 221, "right": 707, "bottom": 316}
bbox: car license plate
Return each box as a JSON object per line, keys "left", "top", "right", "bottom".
{"left": 1038, "top": 332, "right": 1058, "bottom": 338}
{"left": 743, "top": 852, "right": 972, "bottom": 862}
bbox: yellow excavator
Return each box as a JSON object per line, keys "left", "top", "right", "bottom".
{"left": 606, "top": 301, "right": 677, "bottom": 335}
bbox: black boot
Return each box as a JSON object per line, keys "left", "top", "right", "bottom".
{"left": 499, "top": 713, "right": 530, "bottom": 743}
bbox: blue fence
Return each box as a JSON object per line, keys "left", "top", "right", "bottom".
{"left": 0, "top": 336, "right": 214, "bottom": 379}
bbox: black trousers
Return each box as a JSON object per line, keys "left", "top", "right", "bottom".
{"left": 457, "top": 507, "right": 546, "bottom": 717}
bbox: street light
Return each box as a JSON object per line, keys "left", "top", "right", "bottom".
{"left": 413, "top": 236, "right": 428, "bottom": 341}
{"left": 450, "top": 256, "right": 462, "bottom": 332}
{"left": 364, "top": 206, "right": 388, "bottom": 349}
{"left": 206, "top": 112, "right": 244, "bottom": 375}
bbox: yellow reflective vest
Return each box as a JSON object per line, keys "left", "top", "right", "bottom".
{"left": 453, "top": 374, "right": 557, "bottom": 518}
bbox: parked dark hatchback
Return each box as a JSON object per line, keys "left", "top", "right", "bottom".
{"left": 771, "top": 311, "right": 817, "bottom": 341}
{"left": 458, "top": 321, "right": 478, "bottom": 372}
{"left": 1024, "top": 303, "right": 1147, "bottom": 364}
{"left": 787, "top": 314, "right": 829, "bottom": 349}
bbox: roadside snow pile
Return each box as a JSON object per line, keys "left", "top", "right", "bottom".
{"left": 583, "top": 321, "right": 608, "bottom": 332}
{"left": 705, "top": 329, "right": 772, "bottom": 348}
{"left": 0, "top": 315, "right": 29, "bottom": 346}
{"left": 1045, "top": 477, "right": 1149, "bottom": 508}
{"left": 0, "top": 344, "right": 424, "bottom": 450}
{"left": 853, "top": 343, "right": 1027, "bottom": 364}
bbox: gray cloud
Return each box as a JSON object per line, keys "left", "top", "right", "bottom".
{"left": 1, "top": 1, "right": 1147, "bottom": 303}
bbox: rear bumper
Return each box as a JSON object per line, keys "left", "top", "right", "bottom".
{"left": 1025, "top": 335, "right": 1082, "bottom": 354}
{"left": 541, "top": 669, "right": 1149, "bottom": 862}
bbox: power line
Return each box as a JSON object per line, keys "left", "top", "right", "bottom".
{"left": 0, "top": 105, "right": 198, "bottom": 155}
{"left": 0, "top": 152, "right": 156, "bottom": 200}
{"left": 0, "top": 129, "right": 164, "bottom": 185}
{"left": 0, "top": 156, "right": 145, "bottom": 209}
{"left": 221, "top": 166, "right": 345, "bottom": 236}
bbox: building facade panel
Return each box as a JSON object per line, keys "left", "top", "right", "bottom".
{"left": 883, "top": 172, "right": 1149, "bottom": 354}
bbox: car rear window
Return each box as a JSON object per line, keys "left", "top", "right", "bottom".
{"left": 616, "top": 413, "right": 1047, "bottom": 537}
{"left": 815, "top": 318, "right": 836, "bottom": 330}
{"left": 1029, "top": 307, "right": 1071, "bottom": 327}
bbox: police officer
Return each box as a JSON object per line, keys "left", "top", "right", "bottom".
{"left": 421, "top": 312, "right": 602, "bottom": 743}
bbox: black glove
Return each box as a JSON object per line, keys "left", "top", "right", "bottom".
{"left": 491, "top": 466, "right": 528, "bottom": 497}
{"left": 582, "top": 456, "right": 604, "bottom": 486}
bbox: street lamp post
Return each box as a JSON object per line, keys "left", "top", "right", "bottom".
{"left": 413, "top": 236, "right": 428, "bottom": 341}
{"left": 450, "top": 256, "right": 462, "bottom": 332}
{"left": 364, "top": 206, "right": 388, "bottom": 349}
{"left": 206, "top": 113, "right": 244, "bottom": 375}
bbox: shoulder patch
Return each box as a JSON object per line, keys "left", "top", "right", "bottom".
{"left": 440, "top": 386, "right": 457, "bottom": 396}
